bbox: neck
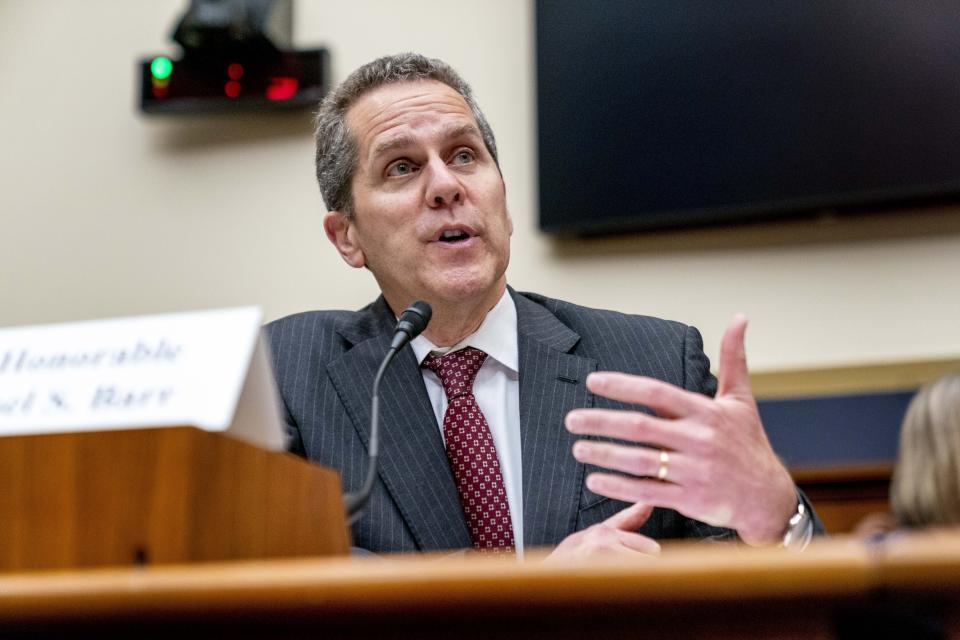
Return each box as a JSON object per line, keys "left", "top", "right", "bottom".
{"left": 387, "top": 284, "right": 506, "bottom": 348}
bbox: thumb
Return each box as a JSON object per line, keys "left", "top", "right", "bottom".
{"left": 605, "top": 502, "right": 654, "bottom": 532}
{"left": 717, "top": 313, "right": 753, "bottom": 398}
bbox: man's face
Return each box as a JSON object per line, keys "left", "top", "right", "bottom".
{"left": 325, "top": 80, "right": 512, "bottom": 312}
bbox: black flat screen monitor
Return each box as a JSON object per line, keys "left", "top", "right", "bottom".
{"left": 536, "top": 1, "right": 960, "bottom": 234}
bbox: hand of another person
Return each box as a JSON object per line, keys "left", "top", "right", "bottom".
{"left": 565, "top": 315, "right": 797, "bottom": 546}
{"left": 851, "top": 512, "right": 899, "bottom": 541}
{"left": 544, "top": 502, "right": 660, "bottom": 561}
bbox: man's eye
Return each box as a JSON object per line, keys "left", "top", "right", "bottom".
{"left": 386, "top": 161, "right": 417, "bottom": 177}
{"left": 452, "top": 150, "right": 475, "bottom": 165}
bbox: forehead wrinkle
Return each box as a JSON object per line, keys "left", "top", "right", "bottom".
{"left": 347, "top": 81, "right": 479, "bottom": 169}
{"left": 372, "top": 122, "right": 482, "bottom": 159}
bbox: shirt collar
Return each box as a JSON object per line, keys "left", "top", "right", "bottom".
{"left": 410, "top": 289, "right": 518, "bottom": 373}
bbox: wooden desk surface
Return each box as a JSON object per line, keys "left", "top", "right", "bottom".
{"left": 1, "top": 532, "right": 958, "bottom": 639}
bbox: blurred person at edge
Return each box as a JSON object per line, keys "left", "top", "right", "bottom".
{"left": 854, "top": 373, "right": 960, "bottom": 540}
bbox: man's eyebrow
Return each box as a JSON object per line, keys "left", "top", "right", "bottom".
{"left": 372, "top": 134, "right": 415, "bottom": 159}
{"left": 444, "top": 122, "right": 482, "bottom": 141}
{"left": 370, "top": 123, "right": 483, "bottom": 159}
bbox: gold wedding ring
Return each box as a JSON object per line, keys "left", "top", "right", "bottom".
{"left": 657, "top": 450, "right": 670, "bottom": 481}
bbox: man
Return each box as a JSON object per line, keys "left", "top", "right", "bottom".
{"left": 267, "top": 53, "right": 821, "bottom": 557}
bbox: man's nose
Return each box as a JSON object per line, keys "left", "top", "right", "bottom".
{"left": 425, "top": 160, "right": 462, "bottom": 208}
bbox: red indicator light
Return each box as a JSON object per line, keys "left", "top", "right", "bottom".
{"left": 152, "top": 86, "right": 168, "bottom": 99}
{"left": 227, "top": 63, "right": 244, "bottom": 80}
{"left": 224, "top": 80, "right": 242, "bottom": 98}
{"left": 266, "top": 76, "right": 298, "bottom": 101}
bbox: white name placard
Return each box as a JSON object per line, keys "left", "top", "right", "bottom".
{"left": 0, "top": 307, "right": 286, "bottom": 451}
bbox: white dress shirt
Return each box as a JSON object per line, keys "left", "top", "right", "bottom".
{"left": 409, "top": 290, "right": 524, "bottom": 554}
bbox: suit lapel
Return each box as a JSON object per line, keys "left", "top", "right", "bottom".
{"left": 513, "top": 292, "right": 597, "bottom": 548}
{"left": 325, "top": 298, "right": 471, "bottom": 551}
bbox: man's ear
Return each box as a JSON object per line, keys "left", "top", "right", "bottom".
{"left": 324, "top": 211, "right": 366, "bottom": 268}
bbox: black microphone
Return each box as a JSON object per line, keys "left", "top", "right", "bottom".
{"left": 390, "top": 300, "right": 433, "bottom": 351}
{"left": 344, "top": 300, "right": 432, "bottom": 522}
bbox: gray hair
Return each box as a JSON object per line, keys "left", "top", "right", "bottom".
{"left": 314, "top": 52, "right": 500, "bottom": 217}
{"left": 891, "top": 372, "right": 960, "bottom": 527}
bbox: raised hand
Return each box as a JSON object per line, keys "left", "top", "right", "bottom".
{"left": 564, "top": 315, "right": 797, "bottom": 546}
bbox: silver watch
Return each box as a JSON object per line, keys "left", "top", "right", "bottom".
{"left": 779, "top": 492, "right": 813, "bottom": 551}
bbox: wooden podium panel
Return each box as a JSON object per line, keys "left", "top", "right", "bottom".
{"left": 0, "top": 541, "right": 866, "bottom": 639}
{"left": 0, "top": 428, "right": 349, "bottom": 571}
{"left": 4, "top": 533, "right": 960, "bottom": 639}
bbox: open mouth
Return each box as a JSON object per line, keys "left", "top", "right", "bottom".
{"left": 437, "top": 228, "right": 472, "bottom": 244}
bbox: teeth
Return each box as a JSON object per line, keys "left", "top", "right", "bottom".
{"left": 442, "top": 229, "right": 467, "bottom": 240}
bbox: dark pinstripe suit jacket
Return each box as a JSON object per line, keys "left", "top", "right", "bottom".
{"left": 265, "top": 288, "right": 737, "bottom": 553}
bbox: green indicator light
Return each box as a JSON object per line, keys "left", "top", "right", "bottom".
{"left": 150, "top": 57, "right": 173, "bottom": 80}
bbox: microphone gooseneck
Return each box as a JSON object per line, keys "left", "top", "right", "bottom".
{"left": 343, "top": 300, "right": 433, "bottom": 522}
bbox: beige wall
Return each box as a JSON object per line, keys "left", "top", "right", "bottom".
{"left": 3, "top": 0, "right": 960, "bottom": 372}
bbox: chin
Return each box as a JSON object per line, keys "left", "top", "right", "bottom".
{"left": 427, "top": 270, "right": 502, "bottom": 305}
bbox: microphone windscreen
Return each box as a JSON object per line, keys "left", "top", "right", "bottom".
{"left": 399, "top": 301, "right": 432, "bottom": 339}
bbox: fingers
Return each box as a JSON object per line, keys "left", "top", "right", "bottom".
{"left": 611, "top": 504, "right": 663, "bottom": 554}
{"left": 565, "top": 408, "right": 695, "bottom": 449}
{"left": 585, "top": 473, "right": 686, "bottom": 514}
{"left": 585, "top": 372, "right": 712, "bottom": 418}
{"left": 586, "top": 471, "right": 739, "bottom": 532}
{"left": 604, "top": 500, "right": 654, "bottom": 530}
{"left": 717, "top": 313, "right": 752, "bottom": 397}
{"left": 617, "top": 530, "right": 662, "bottom": 556}
{"left": 544, "top": 528, "right": 660, "bottom": 562}
{"left": 572, "top": 441, "right": 688, "bottom": 485}
{"left": 544, "top": 503, "right": 661, "bottom": 562}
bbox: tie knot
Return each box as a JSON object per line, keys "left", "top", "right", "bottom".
{"left": 421, "top": 347, "right": 488, "bottom": 399}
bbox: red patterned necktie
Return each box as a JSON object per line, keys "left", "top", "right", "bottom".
{"left": 421, "top": 347, "right": 515, "bottom": 553}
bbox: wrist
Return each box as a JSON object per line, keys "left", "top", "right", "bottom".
{"left": 778, "top": 491, "right": 813, "bottom": 551}
{"left": 737, "top": 474, "right": 802, "bottom": 546}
